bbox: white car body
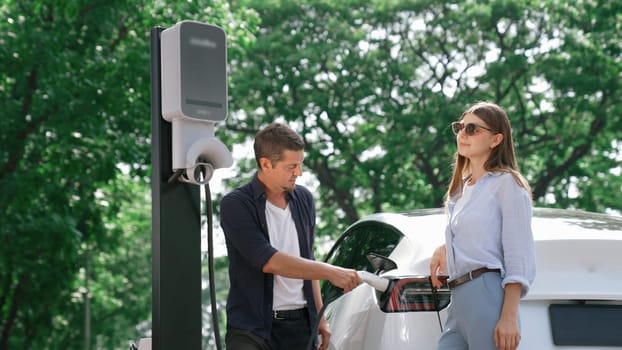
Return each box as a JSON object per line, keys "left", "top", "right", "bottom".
{"left": 322, "top": 208, "right": 622, "bottom": 349}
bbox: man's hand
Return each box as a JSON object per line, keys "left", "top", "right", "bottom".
{"left": 328, "top": 267, "right": 362, "bottom": 293}
{"left": 429, "top": 244, "right": 447, "bottom": 288}
{"left": 317, "top": 317, "right": 331, "bottom": 350}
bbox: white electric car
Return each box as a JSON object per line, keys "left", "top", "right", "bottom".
{"left": 321, "top": 208, "right": 622, "bottom": 349}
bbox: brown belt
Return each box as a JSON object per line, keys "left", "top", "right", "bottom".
{"left": 448, "top": 267, "right": 501, "bottom": 289}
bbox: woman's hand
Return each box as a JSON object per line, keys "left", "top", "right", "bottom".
{"left": 494, "top": 316, "right": 520, "bottom": 350}
{"left": 494, "top": 283, "right": 522, "bottom": 350}
{"left": 429, "top": 244, "right": 447, "bottom": 288}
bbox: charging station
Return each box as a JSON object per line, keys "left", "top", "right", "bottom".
{"left": 147, "top": 21, "right": 231, "bottom": 350}
{"left": 160, "top": 21, "right": 232, "bottom": 184}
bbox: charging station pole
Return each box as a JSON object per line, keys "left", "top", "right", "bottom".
{"left": 150, "top": 27, "right": 202, "bottom": 350}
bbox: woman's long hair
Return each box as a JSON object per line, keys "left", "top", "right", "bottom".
{"left": 446, "top": 102, "right": 531, "bottom": 203}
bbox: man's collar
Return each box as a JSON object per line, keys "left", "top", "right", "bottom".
{"left": 250, "top": 172, "right": 297, "bottom": 201}
{"left": 250, "top": 172, "right": 266, "bottom": 200}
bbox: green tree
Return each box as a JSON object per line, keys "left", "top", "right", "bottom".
{"left": 227, "top": 0, "right": 621, "bottom": 238}
{"left": 46, "top": 176, "right": 153, "bottom": 350}
{"left": 2, "top": 0, "right": 620, "bottom": 348}
{"left": 0, "top": 1, "right": 257, "bottom": 348}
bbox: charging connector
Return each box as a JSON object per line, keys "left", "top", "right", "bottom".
{"left": 358, "top": 270, "right": 390, "bottom": 292}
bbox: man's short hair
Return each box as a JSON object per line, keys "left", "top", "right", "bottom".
{"left": 254, "top": 122, "right": 305, "bottom": 167}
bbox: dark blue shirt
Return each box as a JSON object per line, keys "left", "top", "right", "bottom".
{"left": 220, "top": 173, "right": 318, "bottom": 341}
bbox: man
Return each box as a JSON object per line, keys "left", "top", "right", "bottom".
{"left": 220, "top": 122, "right": 361, "bottom": 350}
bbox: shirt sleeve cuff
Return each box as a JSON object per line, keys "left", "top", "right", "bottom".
{"left": 502, "top": 275, "right": 531, "bottom": 298}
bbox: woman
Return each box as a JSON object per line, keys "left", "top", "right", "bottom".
{"left": 429, "top": 102, "right": 536, "bottom": 350}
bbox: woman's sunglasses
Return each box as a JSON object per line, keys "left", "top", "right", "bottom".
{"left": 451, "top": 122, "right": 495, "bottom": 136}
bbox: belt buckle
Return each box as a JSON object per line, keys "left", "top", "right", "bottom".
{"left": 273, "top": 310, "right": 285, "bottom": 320}
{"left": 468, "top": 270, "right": 474, "bottom": 281}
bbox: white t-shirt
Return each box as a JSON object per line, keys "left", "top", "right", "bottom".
{"left": 265, "top": 201, "right": 306, "bottom": 310}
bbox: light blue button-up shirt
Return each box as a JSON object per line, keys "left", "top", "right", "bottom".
{"left": 445, "top": 171, "right": 536, "bottom": 297}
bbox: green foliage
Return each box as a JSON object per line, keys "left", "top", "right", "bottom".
{"left": 228, "top": 0, "right": 622, "bottom": 239}
{"left": 1, "top": 0, "right": 620, "bottom": 349}
{"left": 0, "top": 0, "right": 258, "bottom": 349}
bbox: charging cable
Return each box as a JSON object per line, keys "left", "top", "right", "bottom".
{"left": 201, "top": 167, "right": 223, "bottom": 350}
{"left": 429, "top": 278, "right": 444, "bottom": 332}
{"left": 166, "top": 166, "right": 223, "bottom": 349}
